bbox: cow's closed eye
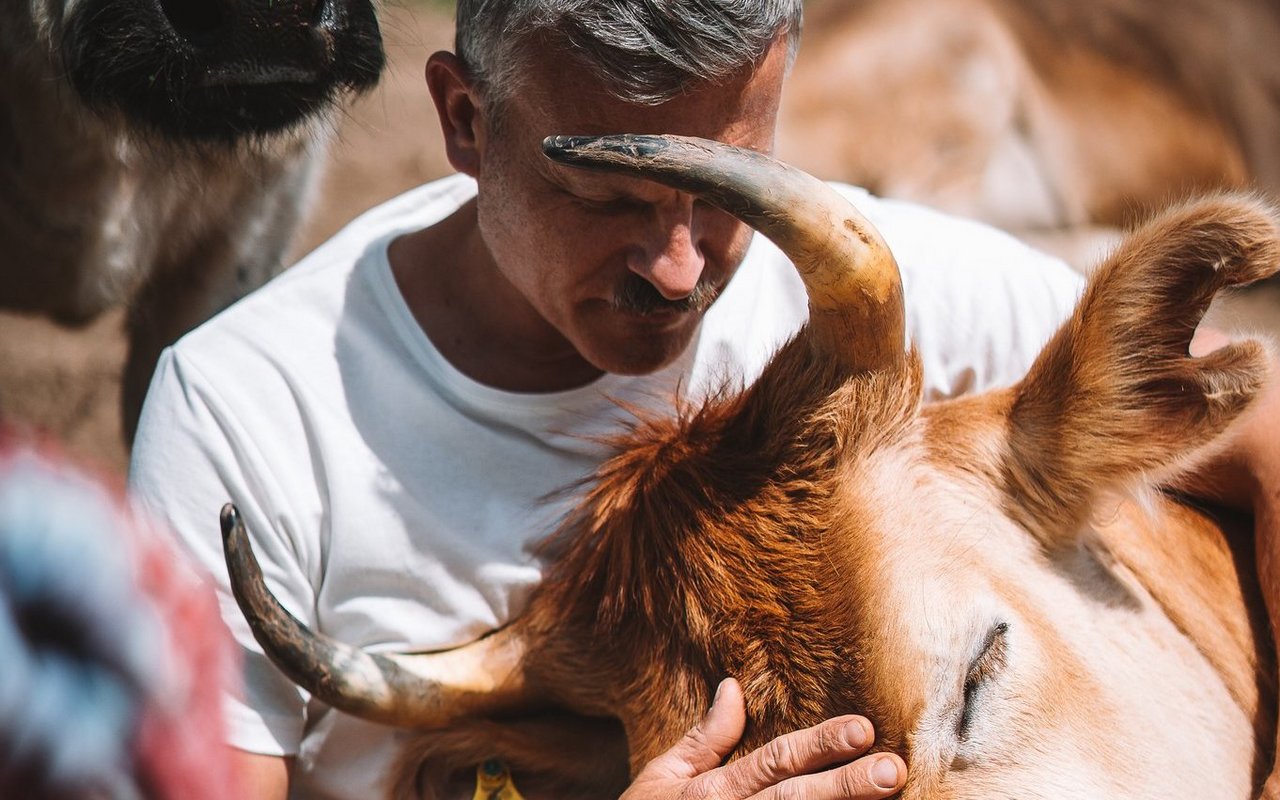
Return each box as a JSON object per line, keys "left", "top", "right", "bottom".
{"left": 958, "top": 622, "right": 1010, "bottom": 740}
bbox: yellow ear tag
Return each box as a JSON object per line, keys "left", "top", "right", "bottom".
{"left": 473, "top": 759, "right": 525, "bottom": 800}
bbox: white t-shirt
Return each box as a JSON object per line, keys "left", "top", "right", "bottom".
{"left": 128, "top": 173, "right": 1082, "bottom": 800}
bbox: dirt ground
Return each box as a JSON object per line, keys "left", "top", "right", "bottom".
{"left": 1, "top": 1, "right": 1277, "bottom": 479}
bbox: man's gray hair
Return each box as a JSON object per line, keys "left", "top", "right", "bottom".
{"left": 455, "top": 0, "right": 803, "bottom": 106}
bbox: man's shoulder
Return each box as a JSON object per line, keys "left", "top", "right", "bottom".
{"left": 257, "top": 172, "right": 479, "bottom": 312}
{"left": 738, "top": 181, "right": 1083, "bottom": 295}
{"left": 724, "top": 182, "right": 1085, "bottom": 395}
{"left": 174, "top": 174, "right": 478, "bottom": 369}
{"left": 825, "top": 183, "right": 1076, "bottom": 274}
{"left": 291, "top": 173, "right": 478, "bottom": 269}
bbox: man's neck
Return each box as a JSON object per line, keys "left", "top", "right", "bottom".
{"left": 388, "top": 200, "right": 605, "bottom": 393}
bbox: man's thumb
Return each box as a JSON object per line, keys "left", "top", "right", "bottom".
{"left": 639, "top": 677, "right": 748, "bottom": 780}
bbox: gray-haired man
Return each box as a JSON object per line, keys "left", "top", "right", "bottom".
{"left": 130, "top": 1, "right": 1100, "bottom": 797}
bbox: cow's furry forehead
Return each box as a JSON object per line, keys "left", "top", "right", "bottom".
{"left": 543, "top": 338, "right": 926, "bottom": 640}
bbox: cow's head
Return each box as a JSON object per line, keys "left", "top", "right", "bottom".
{"left": 26, "top": 0, "right": 383, "bottom": 142}
{"left": 224, "top": 136, "right": 1279, "bottom": 798}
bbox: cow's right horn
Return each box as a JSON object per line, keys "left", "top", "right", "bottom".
{"left": 220, "top": 504, "right": 530, "bottom": 728}
{"left": 543, "top": 134, "right": 906, "bottom": 374}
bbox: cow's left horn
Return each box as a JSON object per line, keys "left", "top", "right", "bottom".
{"left": 220, "top": 504, "right": 530, "bottom": 728}
{"left": 543, "top": 134, "right": 905, "bottom": 374}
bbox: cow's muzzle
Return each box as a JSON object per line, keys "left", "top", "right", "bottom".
{"left": 62, "top": 0, "right": 384, "bottom": 142}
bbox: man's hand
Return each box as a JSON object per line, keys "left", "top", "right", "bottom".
{"left": 622, "top": 678, "right": 906, "bottom": 800}
{"left": 1180, "top": 327, "right": 1280, "bottom": 511}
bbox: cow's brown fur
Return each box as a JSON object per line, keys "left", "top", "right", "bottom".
{"left": 390, "top": 194, "right": 1280, "bottom": 799}
{"left": 537, "top": 340, "right": 925, "bottom": 759}
{"left": 781, "top": 0, "right": 1277, "bottom": 250}
{"left": 992, "top": 0, "right": 1280, "bottom": 197}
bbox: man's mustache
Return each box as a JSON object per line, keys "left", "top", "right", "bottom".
{"left": 613, "top": 274, "right": 721, "bottom": 316}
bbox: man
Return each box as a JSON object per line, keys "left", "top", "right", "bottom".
{"left": 128, "top": 1, "right": 1280, "bottom": 798}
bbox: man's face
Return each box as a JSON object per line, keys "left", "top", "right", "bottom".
{"left": 472, "top": 37, "right": 790, "bottom": 377}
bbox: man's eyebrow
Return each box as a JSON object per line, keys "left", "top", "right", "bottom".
{"left": 541, "top": 159, "right": 602, "bottom": 192}
{"left": 546, "top": 165, "right": 663, "bottom": 201}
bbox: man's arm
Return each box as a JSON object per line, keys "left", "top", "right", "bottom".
{"left": 131, "top": 349, "right": 313, "bottom": 792}
{"left": 235, "top": 751, "right": 293, "bottom": 800}
{"left": 1180, "top": 330, "right": 1280, "bottom": 510}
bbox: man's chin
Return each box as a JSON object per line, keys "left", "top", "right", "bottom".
{"left": 588, "top": 330, "right": 698, "bottom": 377}
{"left": 571, "top": 304, "right": 706, "bottom": 376}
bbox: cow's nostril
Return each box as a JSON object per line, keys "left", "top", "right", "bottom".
{"left": 158, "top": 0, "right": 231, "bottom": 46}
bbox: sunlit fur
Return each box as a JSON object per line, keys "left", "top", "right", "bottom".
{"left": 392, "top": 194, "right": 1279, "bottom": 799}
{"left": 1005, "top": 194, "right": 1277, "bottom": 540}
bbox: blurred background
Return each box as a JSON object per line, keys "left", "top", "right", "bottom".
{"left": 1, "top": 0, "right": 1278, "bottom": 477}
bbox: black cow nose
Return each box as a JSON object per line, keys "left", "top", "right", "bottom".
{"left": 159, "top": 0, "right": 233, "bottom": 45}
{"left": 64, "top": 0, "right": 381, "bottom": 141}
{"left": 157, "top": 0, "right": 328, "bottom": 47}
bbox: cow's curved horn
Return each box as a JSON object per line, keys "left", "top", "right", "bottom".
{"left": 220, "top": 504, "right": 529, "bottom": 727}
{"left": 543, "top": 134, "right": 905, "bottom": 373}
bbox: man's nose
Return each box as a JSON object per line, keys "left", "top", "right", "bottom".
{"left": 626, "top": 203, "right": 705, "bottom": 300}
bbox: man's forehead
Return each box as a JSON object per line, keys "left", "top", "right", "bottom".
{"left": 509, "top": 36, "right": 789, "bottom": 148}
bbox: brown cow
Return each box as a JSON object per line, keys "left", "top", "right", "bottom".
{"left": 780, "top": 0, "right": 1280, "bottom": 265}
{"left": 2, "top": 0, "right": 384, "bottom": 439}
{"left": 224, "top": 134, "right": 1280, "bottom": 799}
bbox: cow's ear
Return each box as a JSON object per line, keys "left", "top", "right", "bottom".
{"left": 1000, "top": 194, "right": 1279, "bottom": 542}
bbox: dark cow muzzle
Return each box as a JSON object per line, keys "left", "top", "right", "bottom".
{"left": 62, "top": 0, "right": 384, "bottom": 142}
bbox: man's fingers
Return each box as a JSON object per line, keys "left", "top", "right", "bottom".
{"left": 697, "top": 714, "right": 883, "bottom": 798}
{"left": 627, "top": 704, "right": 908, "bottom": 800}
{"left": 635, "top": 677, "right": 748, "bottom": 781}
{"left": 754, "top": 752, "right": 906, "bottom": 800}
{"left": 1189, "top": 324, "right": 1232, "bottom": 357}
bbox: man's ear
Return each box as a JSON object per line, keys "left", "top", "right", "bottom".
{"left": 426, "top": 51, "right": 485, "bottom": 177}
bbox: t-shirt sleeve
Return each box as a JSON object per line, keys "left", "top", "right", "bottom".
{"left": 128, "top": 347, "right": 314, "bottom": 756}
{"left": 852, "top": 190, "right": 1086, "bottom": 398}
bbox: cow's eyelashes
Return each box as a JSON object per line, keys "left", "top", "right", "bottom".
{"left": 957, "top": 621, "right": 1009, "bottom": 739}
